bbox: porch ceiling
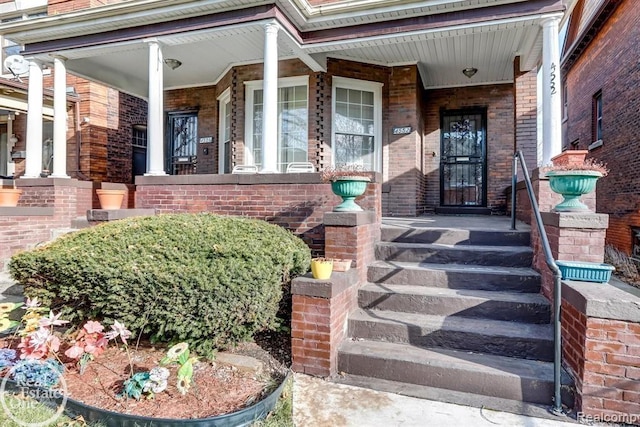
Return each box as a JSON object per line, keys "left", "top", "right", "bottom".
{"left": 0, "top": 0, "right": 568, "bottom": 97}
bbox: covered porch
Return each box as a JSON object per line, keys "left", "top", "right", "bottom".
{"left": 0, "top": 0, "right": 567, "bottom": 216}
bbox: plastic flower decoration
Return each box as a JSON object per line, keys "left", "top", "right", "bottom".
{"left": 12, "top": 359, "right": 63, "bottom": 388}
{"left": 0, "top": 302, "right": 20, "bottom": 332}
{"left": 104, "top": 320, "right": 132, "bottom": 344}
{"left": 0, "top": 349, "right": 17, "bottom": 368}
{"left": 143, "top": 367, "right": 170, "bottom": 394}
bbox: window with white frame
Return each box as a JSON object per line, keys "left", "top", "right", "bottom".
{"left": 218, "top": 88, "right": 232, "bottom": 174}
{"left": 332, "top": 77, "right": 382, "bottom": 171}
{"left": 244, "top": 76, "right": 308, "bottom": 172}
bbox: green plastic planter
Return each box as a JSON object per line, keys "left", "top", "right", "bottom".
{"left": 545, "top": 170, "right": 602, "bottom": 212}
{"left": 556, "top": 260, "right": 615, "bottom": 283}
{"left": 330, "top": 177, "right": 370, "bottom": 212}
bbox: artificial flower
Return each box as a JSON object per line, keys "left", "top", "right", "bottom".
{"left": 22, "top": 298, "right": 41, "bottom": 310}
{"left": 83, "top": 320, "right": 104, "bottom": 334}
{"left": 105, "top": 320, "right": 132, "bottom": 344}
{"left": 64, "top": 344, "right": 85, "bottom": 359}
{"left": 39, "top": 311, "right": 69, "bottom": 328}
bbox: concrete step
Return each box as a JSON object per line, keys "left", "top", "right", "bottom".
{"left": 375, "top": 242, "right": 533, "bottom": 267}
{"left": 349, "top": 309, "right": 554, "bottom": 361}
{"left": 338, "top": 340, "right": 575, "bottom": 406}
{"left": 358, "top": 284, "right": 551, "bottom": 324}
{"left": 381, "top": 225, "right": 530, "bottom": 246}
{"left": 367, "top": 261, "right": 541, "bottom": 293}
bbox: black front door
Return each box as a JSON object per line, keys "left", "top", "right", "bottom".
{"left": 440, "top": 109, "right": 487, "bottom": 208}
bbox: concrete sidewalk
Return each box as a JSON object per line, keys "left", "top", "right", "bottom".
{"left": 293, "top": 374, "right": 577, "bottom": 427}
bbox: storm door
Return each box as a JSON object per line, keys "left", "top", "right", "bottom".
{"left": 440, "top": 109, "right": 487, "bottom": 207}
{"left": 167, "top": 112, "right": 198, "bottom": 175}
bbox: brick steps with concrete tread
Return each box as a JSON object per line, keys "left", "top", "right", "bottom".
{"left": 375, "top": 241, "right": 533, "bottom": 267}
{"left": 349, "top": 308, "right": 554, "bottom": 361}
{"left": 359, "top": 283, "right": 551, "bottom": 323}
{"left": 367, "top": 260, "right": 541, "bottom": 292}
{"left": 381, "top": 225, "right": 531, "bottom": 246}
{"left": 338, "top": 339, "right": 574, "bottom": 406}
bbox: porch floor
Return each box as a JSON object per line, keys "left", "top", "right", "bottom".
{"left": 382, "top": 215, "right": 531, "bottom": 232}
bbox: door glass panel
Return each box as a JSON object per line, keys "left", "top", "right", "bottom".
{"left": 440, "top": 110, "right": 486, "bottom": 206}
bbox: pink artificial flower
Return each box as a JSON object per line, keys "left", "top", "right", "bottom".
{"left": 22, "top": 297, "right": 41, "bottom": 310}
{"left": 64, "top": 345, "right": 85, "bottom": 359}
{"left": 28, "top": 327, "right": 51, "bottom": 349}
{"left": 83, "top": 321, "right": 104, "bottom": 334}
{"left": 39, "top": 311, "right": 69, "bottom": 328}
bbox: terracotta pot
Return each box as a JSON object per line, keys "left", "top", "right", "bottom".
{"left": 96, "top": 189, "right": 125, "bottom": 210}
{"left": 551, "top": 150, "right": 588, "bottom": 167}
{"left": 0, "top": 189, "right": 22, "bottom": 207}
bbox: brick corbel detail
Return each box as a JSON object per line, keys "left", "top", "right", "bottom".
{"left": 291, "top": 211, "right": 380, "bottom": 377}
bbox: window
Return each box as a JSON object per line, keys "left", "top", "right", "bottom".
{"left": 331, "top": 77, "right": 382, "bottom": 171}
{"left": 132, "top": 125, "right": 147, "bottom": 177}
{"left": 245, "top": 77, "right": 308, "bottom": 172}
{"left": 218, "top": 88, "right": 232, "bottom": 174}
{"left": 593, "top": 91, "right": 603, "bottom": 142}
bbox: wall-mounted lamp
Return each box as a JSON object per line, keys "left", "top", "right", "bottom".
{"left": 462, "top": 67, "right": 478, "bottom": 78}
{"left": 8, "top": 134, "right": 18, "bottom": 145}
{"left": 164, "top": 58, "right": 182, "bottom": 70}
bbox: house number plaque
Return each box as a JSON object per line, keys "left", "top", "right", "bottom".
{"left": 392, "top": 126, "right": 412, "bottom": 135}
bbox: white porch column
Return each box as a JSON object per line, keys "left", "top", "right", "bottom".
{"left": 24, "top": 60, "right": 44, "bottom": 178}
{"left": 51, "top": 56, "right": 70, "bottom": 178}
{"left": 261, "top": 22, "right": 279, "bottom": 173}
{"left": 145, "top": 40, "right": 166, "bottom": 176}
{"left": 541, "top": 16, "right": 562, "bottom": 165}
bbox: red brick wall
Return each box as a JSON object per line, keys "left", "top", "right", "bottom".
{"left": 564, "top": 0, "right": 640, "bottom": 254}
{"left": 0, "top": 180, "right": 94, "bottom": 268}
{"left": 562, "top": 299, "right": 640, "bottom": 422}
{"left": 514, "top": 57, "right": 538, "bottom": 169}
{"left": 135, "top": 176, "right": 381, "bottom": 256}
{"left": 423, "top": 84, "right": 515, "bottom": 212}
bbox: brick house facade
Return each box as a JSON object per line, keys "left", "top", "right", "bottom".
{"left": 562, "top": 0, "right": 640, "bottom": 257}
{"left": 0, "top": 0, "right": 568, "bottom": 218}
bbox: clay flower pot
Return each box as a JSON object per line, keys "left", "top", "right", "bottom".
{"left": 96, "top": 189, "right": 125, "bottom": 210}
{"left": 0, "top": 188, "right": 22, "bottom": 207}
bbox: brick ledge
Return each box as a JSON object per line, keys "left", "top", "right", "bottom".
{"left": 292, "top": 269, "right": 359, "bottom": 299}
{"left": 562, "top": 277, "right": 640, "bottom": 322}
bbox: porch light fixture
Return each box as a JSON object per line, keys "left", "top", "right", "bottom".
{"left": 462, "top": 67, "right": 478, "bottom": 78}
{"left": 164, "top": 58, "right": 182, "bottom": 70}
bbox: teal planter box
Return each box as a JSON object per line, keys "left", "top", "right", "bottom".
{"left": 556, "top": 260, "right": 615, "bottom": 283}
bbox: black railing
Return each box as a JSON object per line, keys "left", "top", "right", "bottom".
{"left": 510, "top": 150, "right": 563, "bottom": 415}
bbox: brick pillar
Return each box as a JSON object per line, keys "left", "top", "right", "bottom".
{"left": 291, "top": 211, "right": 380, "bottom": 377}
{"left": 514, "top": 56, "right": 538, "bottom": 169}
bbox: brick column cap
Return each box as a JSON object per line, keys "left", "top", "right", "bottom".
{"left": 324, "top": 210, "right": 376, "bottom": 226}
{"left": 562, "top": 277, "right": 640, "bottom": 323}
{"left": 541, "top": 211, "right": 609, "bottom": 229}
{"left": 15, "top": 178, "right": 93, "bottom": 189}
{"left": 292, "top": 269, "right": 359, "bottom": 298}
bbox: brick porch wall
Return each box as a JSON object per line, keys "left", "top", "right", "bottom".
{"left": 561, "top": 281, "right": 640, "bottom": 423}
{"left": 135, "top": 173, "right": 381, "bottom": 256}
{"left": 0, "top": 179, "right": 94, "bottom": 269}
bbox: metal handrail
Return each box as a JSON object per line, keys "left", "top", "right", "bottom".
{"left": 510, "top": 150, "right": 563, "bottom": 415}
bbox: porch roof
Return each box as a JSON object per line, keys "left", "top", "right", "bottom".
{"left": 0, "top": 0, "right": 572, "bottom": 97}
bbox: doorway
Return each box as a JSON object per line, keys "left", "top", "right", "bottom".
{"left": 439, "top": 109, "right": 487, "bottom": 212}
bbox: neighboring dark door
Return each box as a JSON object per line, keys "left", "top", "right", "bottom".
{"left": 440, "top": 109, "right": 487, "bottom": 207}
{"left": 167, "top": 112, "right": 198, "bottom": 175}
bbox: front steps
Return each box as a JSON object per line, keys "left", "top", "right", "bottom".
{"left": 337, "top": 219, "right": 574, "bottom": 409}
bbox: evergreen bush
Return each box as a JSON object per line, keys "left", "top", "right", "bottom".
{"left": 9, "top": 214, "right": 310, "bottom": 356}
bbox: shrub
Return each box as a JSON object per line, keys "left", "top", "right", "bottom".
{"left": 9, "top": 214, "right": 310, "bottom": 356}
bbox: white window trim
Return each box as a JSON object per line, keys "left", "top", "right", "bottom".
{"left": 331, "top": 76, "right": 383, "bottom": 172}
{"left": 217, "top": 87, "right": 231, "bottom": 174}
{"left": 244, "top": 76, "right": 309, "bottom": 166}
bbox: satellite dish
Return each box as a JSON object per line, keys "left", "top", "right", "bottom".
{"left": 4, "top": 55, "right": 29, "bottom": 76}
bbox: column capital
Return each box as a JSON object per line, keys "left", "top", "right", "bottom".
{"left": 50, "top": 55, "right": 67, "bottom": 62}
{"left": 540, "top": 15, "right": 562, "bottom": 28}
{"left": 142, "top": 37, "right": 160, "bottom": 46}
{"left": 264, "top": 21, "right": 280, "bottom": 34}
